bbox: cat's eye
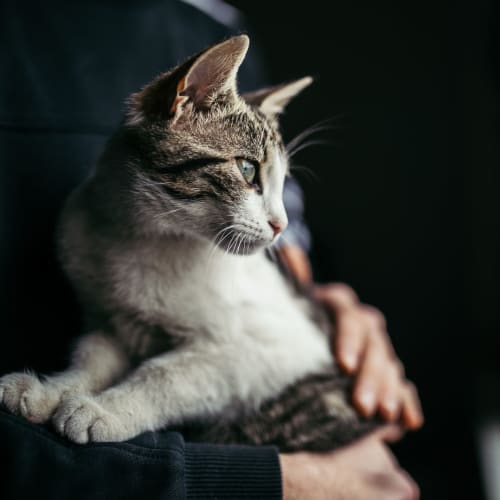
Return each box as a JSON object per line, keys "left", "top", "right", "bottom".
{"left": 237, "top": 159, "right": 258, "bottom": 186}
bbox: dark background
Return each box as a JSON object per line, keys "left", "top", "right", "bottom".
{"left": 230, "top": 0, "right": 499, "bottom": 498}
{"left": 1, "top": 1, "right": 498, "bottom": 499}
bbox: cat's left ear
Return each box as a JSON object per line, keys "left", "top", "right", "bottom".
{"left": 242, "top": 77, "right": 313, "bottom": 117}
{"left": 170, "top": 35, "right": 249, "bottom": 115}
{"left": 127, "top": 35, "right": 249, "bottom": 125}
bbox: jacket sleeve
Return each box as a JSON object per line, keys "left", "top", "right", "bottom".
{"left": 0, "top": 407, "right": 282, "bottom": 500}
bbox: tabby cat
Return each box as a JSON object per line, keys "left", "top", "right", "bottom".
{"left": 0, "top": 35, "right": 378, "bottom": 451}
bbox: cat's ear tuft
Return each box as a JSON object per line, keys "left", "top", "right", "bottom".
{"left": 242, "top": 76, "right": 313, "bottom": 117}
{"left": 126, "top": 35, "right": 250, "bottom": 125}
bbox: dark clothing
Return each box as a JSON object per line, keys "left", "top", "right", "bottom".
{"left": 0, "top": 408, "right": 281, "bottom": 500}
{"left": 1, "top": 1, "right": 288, "bottom": 498}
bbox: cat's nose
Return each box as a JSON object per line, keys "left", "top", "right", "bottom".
{"left": 268, "top": 220, "right": 286, "bottom": 237}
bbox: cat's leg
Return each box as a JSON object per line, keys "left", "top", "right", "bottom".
{"left": 0, "top": 332, "right": 128, "bottom": 423}
{"left": 52, "top": 345, "right": 236, "bottom": 444}
{"left": 192, "top": 370, "right": 382, "bottom": 452}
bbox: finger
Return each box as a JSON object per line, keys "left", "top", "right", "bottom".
{"left": 353, "top": 339, "right": 386, "bottom": 416}
{"left": 378, "top": 362, "right": 404, "bottom": 422}
{"left": 314, "top": 282, "right": 359, "bottom": 309}
{"left": 371, "top": 424, "right": 405, "bottom": 443}
{"left": 335, "top": 312, "right": 366, "bottom": 373}
{"left": 401, "top": 381, "right": 424, "bottom": 429}
{"left": 361, "top": 304, "right": 387, "bottom": 331}
{"left": 278, "top": 245, "right": 312, "bottom": 285}
{"left": 361, "top": 306, "right": 398, "bottom": 361}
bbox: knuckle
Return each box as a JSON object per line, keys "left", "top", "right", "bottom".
{"left": 392, "top": 359, "right": 405, "bottom": 378}
{"left": 405, "top": 380, "right": 418, "bottom": 397}
{"left": 394, "top": 469, "right": 420, "bottom": 500}
{"left": 338, "top": 314, "right": 363, "bottom": 339}
{"left": 326, "top": 282, "right": 359, "bottom": 305}
{"left": 403, "top": 480, "right": 420, "bottom": 500}
{"left": 333, "top": 282, "right": 358, "bottom": 298}
{"left": 361, "top": 305, "right": 386, "bottom": 328}
{"left": 386, "top": 364, "right": 401, "bottom": 386}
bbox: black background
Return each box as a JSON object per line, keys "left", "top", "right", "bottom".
{"left": 230, "top": 0, "right": 499, "bottom": 498}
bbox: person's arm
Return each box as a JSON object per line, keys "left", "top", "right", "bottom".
{"left": 0, "top": 407, "right": 282, "bottom": 500}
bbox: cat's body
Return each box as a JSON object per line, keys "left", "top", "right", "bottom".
{"left": 0, "top": 35, "right": 377, "bottom": 450}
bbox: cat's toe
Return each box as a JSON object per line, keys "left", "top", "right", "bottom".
{"left": 62, "top": 401, "right": 95, "bottom": 444}
{"left": 87, "top": 415, "right": 125, "bottom": 442}
{"left": 53, "top": 396, "right": 90, "bottom": 442}
{"left": 54, "top": 396, "right": 127, "bottom": 444}
{"left": 0, "top": 372, "right": 40, "bottom": 416}
{"left": 19, "top": 382, "right": 61, "bottom": 423}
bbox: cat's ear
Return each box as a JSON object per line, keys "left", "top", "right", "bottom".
{"left": 127, "top": 35, "right": 249, "bottom": 124}
{"left": 172, "top": 35, "right": 249, "bottom": 112}
{"left": 242, "top": 77, "right": 313, "bottom": 117}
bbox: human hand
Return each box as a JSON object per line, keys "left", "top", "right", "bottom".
{"left": 314, "top": 282, "right": 423, "bottom": 428}
{"left": 278, "top": 245, "right": 423, "bottom": 429}
{"left": 280, "top": 425, "right": 419, "bottom": 500}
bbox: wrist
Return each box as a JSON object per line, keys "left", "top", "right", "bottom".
{"left": 280, "top": 452, "right": 330, "bottom": 500}
{"left": 280, "top": 453, "right": 300, "bottom": 500}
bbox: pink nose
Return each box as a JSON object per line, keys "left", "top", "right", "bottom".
{"left": 268, "top": 221, "right": 284, "bottom": 237}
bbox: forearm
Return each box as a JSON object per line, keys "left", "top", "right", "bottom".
{"left": 0, "top": 407, "right": 282, "bottom": 500}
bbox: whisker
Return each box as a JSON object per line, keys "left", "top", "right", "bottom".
{"left": 289, "top": 163, "right": 320, "bottom": 182}
{"left": 285, "top": 117, "right": 342, "bottom": 155}
{"left": 287, "top": 139, "right": 332, "bottom": 159}
{"left": 236, "top": 232, "right": 245, "bottom": 255}
{"left": 207, "top": 224, "right": 238, "bottom": 265}
{"left": 243, "top": 234, "right": 250, "bottom": 255}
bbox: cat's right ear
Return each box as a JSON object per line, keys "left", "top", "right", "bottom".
{"left": 126, "top": 35, "right": 249, "bottom": 125}
{"left": 242, "top": 77, "right": 313, "bottom": 117}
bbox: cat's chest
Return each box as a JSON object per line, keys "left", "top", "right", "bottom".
{"left": 210, "top": 255, "right": 334, "bottom": 404}
{"left": 124, "top": 243, "right": 333, "bottom": 405}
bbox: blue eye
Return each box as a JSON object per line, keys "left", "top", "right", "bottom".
{"left": 237, "top": 159, "right": 257, "bottom": 185}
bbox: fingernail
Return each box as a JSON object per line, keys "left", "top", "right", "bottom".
{"left": 343, "top": 352, "right": 357, "bottom": 371}
{"left": 412, "top": 412, "right": 425, "bottom": 428}
{"left": 359, "top": 388, "right": 376, "bottom": 414}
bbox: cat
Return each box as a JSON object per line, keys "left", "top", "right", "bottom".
{"left": 0, "top": 35, "right": 379, "bottom": 451}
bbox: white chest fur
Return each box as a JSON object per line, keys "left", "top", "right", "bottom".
{"left": 112, "top": 237, "right": 333, "bottom": 411}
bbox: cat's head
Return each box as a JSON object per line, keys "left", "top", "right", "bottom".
{"left": 120, "top": 35, "right": 311, "bottom": 255}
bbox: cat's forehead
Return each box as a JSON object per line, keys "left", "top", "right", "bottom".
{"left": 168, "top": 103, "right": 283, "bottom": 162}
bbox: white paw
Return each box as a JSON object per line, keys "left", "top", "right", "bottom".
{"left": 53, "top": 395, "right": 131, "bottom": 444}
{"left": 0, "top": 372, "right": 59, "bottom": 423}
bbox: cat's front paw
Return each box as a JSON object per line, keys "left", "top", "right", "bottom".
{"left": 0, "top": 372, "right": 59, "bottom": 423}
{"left": 53, "top": 395, "right": 131, "bottom": 444}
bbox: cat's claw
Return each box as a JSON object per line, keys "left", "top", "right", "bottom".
{"left": 0, "top": 372, "right": 58, "bottom": 423}
{"left": 53, "top": 395, "right": 130, "bottom": 444}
